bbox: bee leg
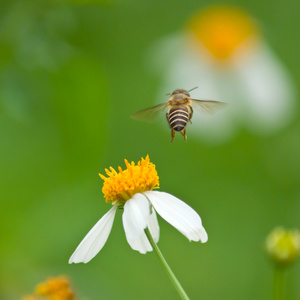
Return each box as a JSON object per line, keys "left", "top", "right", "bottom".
{"left": 166, "top": 112, "right": 171, "bottom": 127}
{"left": 180, "top": 129, "right": 187, "bottom": 142}
{"left": 189, "top": 107, "right": 194, "bottom": 124}
{"left": 171, "top": 129, "right": 175, "bottom": 143}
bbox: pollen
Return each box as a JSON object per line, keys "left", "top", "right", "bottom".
{"left": 99, "top": 155, "right": 159, "bottom": 203}
{"left": 187, "top": 6, "right": 259, "bottom": 60}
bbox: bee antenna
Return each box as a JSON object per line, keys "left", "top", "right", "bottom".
{"left": 188, "top": 87, "right": 198, "bottom": 93}
{"left": 165, "top": 92, "right": 171, "bottom": 96}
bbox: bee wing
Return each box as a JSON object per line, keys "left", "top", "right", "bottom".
{"left": 191, "top": 99, "right": 227, "bottom": 114}
{"left": 131, "top": 102, "right": 169, "bottom": 123}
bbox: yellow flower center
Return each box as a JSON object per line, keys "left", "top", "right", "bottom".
{"left": 99, "top": 155, "right": 159, "bottom": 204}
{"left": 187, "top": 6, "right": 259, "bottom": 60}
{"left": 33, "top": 276, "right": 74, "bottom": 300}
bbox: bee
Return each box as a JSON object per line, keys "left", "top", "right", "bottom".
{"left": 131, "top": 88, "right": 226, "bottom": 142}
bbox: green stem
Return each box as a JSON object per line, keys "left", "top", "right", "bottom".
{"left": 272, "top": 267, "right": 285, "bottom": 300}
{"left": 145, "top": 228, "right": 190, "bottom": 300}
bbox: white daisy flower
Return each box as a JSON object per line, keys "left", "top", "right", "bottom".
{"left": 69, "top": 155, "right": 207, "bottom": 264}
{"left": 150, "top": 6, "right": 296, "bottom": 143}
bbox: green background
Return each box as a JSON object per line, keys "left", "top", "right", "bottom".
{"left": 1, "top": 0, "right": 300, "bottom": 299}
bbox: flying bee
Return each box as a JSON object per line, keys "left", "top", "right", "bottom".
{"left": 131, "top": 88, "right": 226, "bottom": 142}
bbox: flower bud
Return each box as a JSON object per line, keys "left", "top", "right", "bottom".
{"left": 265, "top": 227, "right": 300, "bottom": 268}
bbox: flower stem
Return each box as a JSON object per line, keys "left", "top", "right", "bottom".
{"left": 145, "top": 228, "right": 190, "bottom": 300}
{"left": 272, "top": 267, "right": 285, "bottom": 300}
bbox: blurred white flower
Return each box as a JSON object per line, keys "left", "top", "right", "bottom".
{"left": 69, "top": 156, "right": 207, "bottom": 264}
{"left": 150, "top": 6, "right": 296, "bottom": 143}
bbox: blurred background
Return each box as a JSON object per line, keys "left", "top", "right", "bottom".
{"left": 1, "top": 0, "right": 300, "bottom": 299}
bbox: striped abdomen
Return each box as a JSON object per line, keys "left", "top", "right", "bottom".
{"left": 167, "top": 106, "right": 190, "bottom": 132}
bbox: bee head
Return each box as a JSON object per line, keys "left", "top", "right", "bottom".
{"left": 171, "top": 89, "right": 190, "bottom": 96}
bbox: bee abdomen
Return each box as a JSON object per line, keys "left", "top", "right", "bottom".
{"left": 167, "top": 106, "right": 190, "bottom": 132}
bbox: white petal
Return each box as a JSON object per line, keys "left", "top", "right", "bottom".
{"left": 148, "top": 207, "right": 160, "bottom": 243}
{"left": 123, "top": 193, "right": 152, "bottom": 253}
{"left": 125, "top": 231, "right": 152, "bottom": 254}
{"left": 145, "top": 191, "right": 208, "bottom": 243}
{"left": 69, "top": 205, "right": 118, "bottom": 264}
{"left": 232, "top": 43, "right": 296, "bottom": 133}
